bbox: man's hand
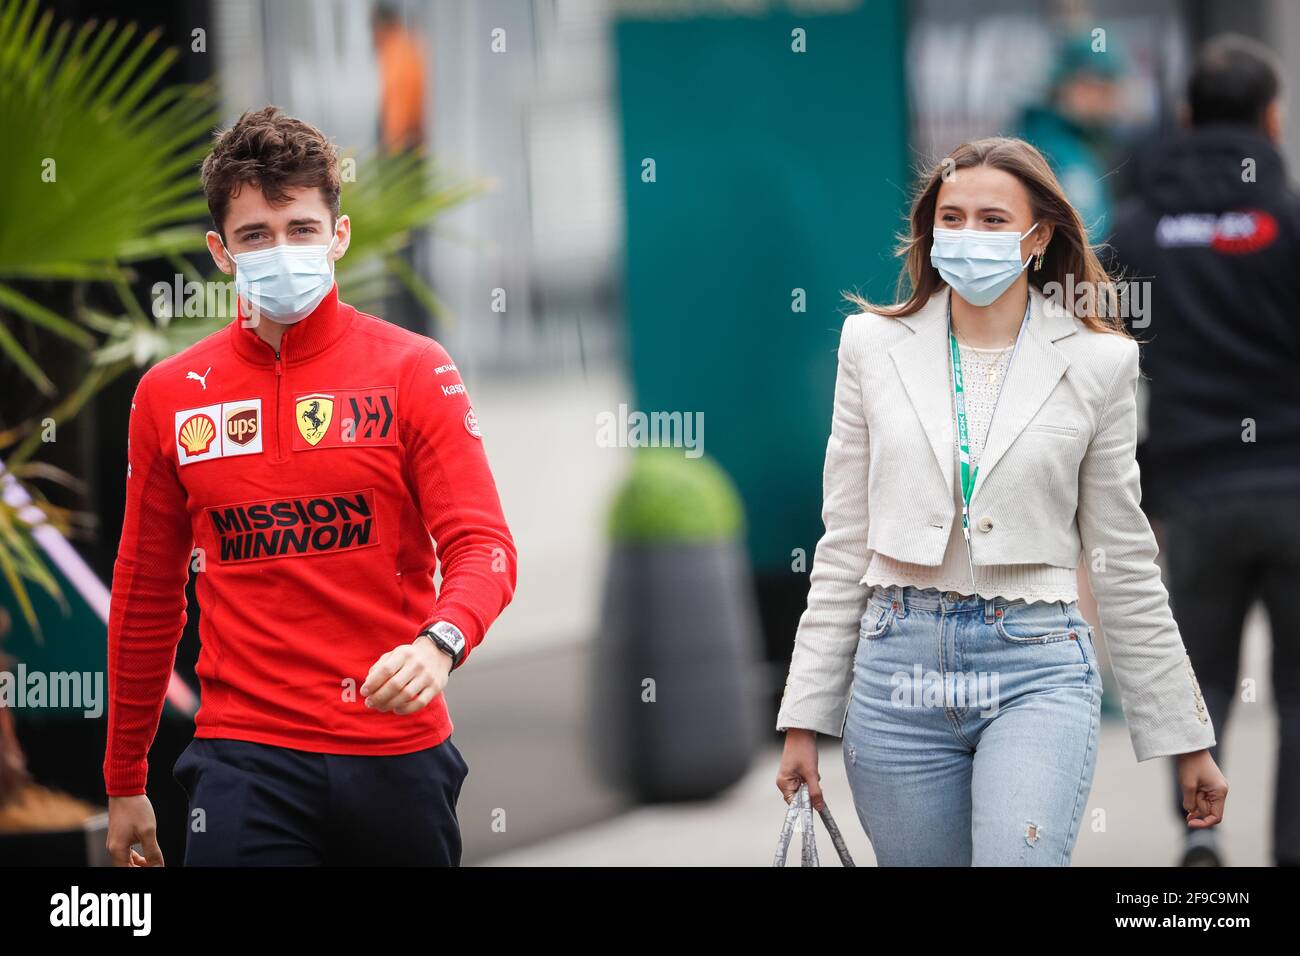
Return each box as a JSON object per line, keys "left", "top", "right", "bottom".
{"left": 361, "top": 635, "right": 453, "bottom": 715}
{"left": 106, "top": 795, "right": 165, "bottom": 867}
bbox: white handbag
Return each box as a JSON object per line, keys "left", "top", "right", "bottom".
{"left": 772, "top": 783, "right": 855, "bottom": 867}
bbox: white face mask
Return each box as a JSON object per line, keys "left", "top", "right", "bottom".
{"left": 224, "top": 234, "right": 338, "bottom": 324}
{"left": 930, "top": 223, "right": 1039, "bottom": 307}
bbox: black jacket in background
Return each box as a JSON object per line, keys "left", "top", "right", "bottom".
{"left": 1109, "top": 124, "right": 1300, "bottom": 511}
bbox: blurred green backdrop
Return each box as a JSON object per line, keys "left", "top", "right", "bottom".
{"left": 615, "top": 2, "right": 908, "bottom": 577}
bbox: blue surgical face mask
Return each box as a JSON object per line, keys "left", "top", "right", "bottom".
{"left": 930, "top": 223, "right": 1039, "bottom": 307}
{"left": 224, "top": 234, "right": 338, "bottom": 324}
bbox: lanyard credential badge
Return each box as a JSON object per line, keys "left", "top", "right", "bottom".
{"left": 947, "top": 296, "right": 1030, "bottom": 588}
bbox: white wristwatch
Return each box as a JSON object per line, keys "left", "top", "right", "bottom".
{"left": 419, "top": 621, "right": 467, "bottom": 669}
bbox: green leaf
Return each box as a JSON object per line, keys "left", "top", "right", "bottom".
{"left": 0, "top": 280, "right": 93, "bottom": 346}
{"left": 0, "top": 316, "right": 55, "bottom": 395}
{"left": 0, "top": 484, "right": 68, "bottom": 639}
{"left": 0, "top": 0, "right": 217, "bottom": 279}
{"left": 336, "top": 149, "right": 488, "bottom": 320}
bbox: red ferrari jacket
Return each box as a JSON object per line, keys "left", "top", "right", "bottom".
{"left": 103, "top": 285, "right": 516, "bottom": 796}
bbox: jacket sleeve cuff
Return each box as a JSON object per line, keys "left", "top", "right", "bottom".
{"left": 1129, "top": 723, "right": 1217, "bottom": 762}
{"left": 104, "top": 760, "right": 149, "bottom": 798}
{"left": 775, "top": 697, "right": 850, "bottom": 738}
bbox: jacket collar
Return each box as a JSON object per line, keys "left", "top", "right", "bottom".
{"left": 229, "top": 283, "right": 353, "bottom": 366}
{"left": 889, "top": 285, "right": 1075, "bottom": 502}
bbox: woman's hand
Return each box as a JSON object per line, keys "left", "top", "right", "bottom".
{"left": 1176, "top": 749, "right": 1228, "bottom": 828}
{"left": 777, "top": 728, "right": 824, "bottom": 810}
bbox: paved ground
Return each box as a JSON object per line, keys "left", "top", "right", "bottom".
{"left": 478, "top": 704, "right": 1273, "bottom": 867}
{"left": 474, "top": 605, "right": 1276, "bottom": 867}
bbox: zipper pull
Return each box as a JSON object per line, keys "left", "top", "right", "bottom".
{"left": 274, "top": 349, "right": 282, "bottom": 376}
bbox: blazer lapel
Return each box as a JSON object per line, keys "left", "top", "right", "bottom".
{"left": 889, "top": 289, "right": 956, "bottom": 500}
{"left": 972, "top": 287, "right": 1075, "bottom": 499}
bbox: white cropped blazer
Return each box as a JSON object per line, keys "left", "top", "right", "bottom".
{"left": 776, "top": 286, "right": 1215, "bottom": 761}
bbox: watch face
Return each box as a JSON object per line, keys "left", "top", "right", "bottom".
{"left": 433, "top": 622, "right": 465, "bottom": 652}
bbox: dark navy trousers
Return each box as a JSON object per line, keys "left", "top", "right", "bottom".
{"left": 172, "top": 736, "right": 469, "bottom": 866}
{"left": 1160, "top": 489, "right": 1300, "bottom": 865}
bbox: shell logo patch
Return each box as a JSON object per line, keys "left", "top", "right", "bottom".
{"left": 175, "top": 399, "right": 263, "bottom": 465}
{"left": 178, "top": 413, "right": 217, "bottom": 456}
{"left": 464, "top": 407, "right": 482, "bottom": 439}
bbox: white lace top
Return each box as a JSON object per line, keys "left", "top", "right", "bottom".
{"left": 864, "top": 342, "right": 1080, "bottom": 603}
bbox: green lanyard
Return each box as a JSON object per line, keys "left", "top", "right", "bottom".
{"left": 947, "top": 298, "right": 1030, "bottom": 585}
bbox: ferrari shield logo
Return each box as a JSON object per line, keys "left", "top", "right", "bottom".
{"left": 296, "top": 394, "right": 334, "bottom": 446}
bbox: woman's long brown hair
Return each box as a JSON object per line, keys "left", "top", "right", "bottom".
{"left": 849, "top": 137, "right": 1126, "bottom": 335}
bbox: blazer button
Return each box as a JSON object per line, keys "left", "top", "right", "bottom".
{"left": 977, "top": 516, "right": 994, "bottom": 533}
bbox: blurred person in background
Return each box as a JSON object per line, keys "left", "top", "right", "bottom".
{"left": 1109, "top": 34, "right": 1300, "bottom": 868}
{"left": 103, "top": 107, "right": 515, "bottom": 866}
{"left": 371, "top": 1, "right": 432, "bottom": 333}
{"left": 371, "top": 1, "right": 427, "bottom": 153}
{"left": 1017, "top": 33, "right": 1123, "bottom": 243}
{"left": 775, "top": 137, "right": 1226, "bottom": 866}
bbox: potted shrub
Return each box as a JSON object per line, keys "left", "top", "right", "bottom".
{"left": 594, "top": 448, "right": 762, "bottom": 802}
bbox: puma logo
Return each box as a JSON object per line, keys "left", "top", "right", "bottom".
{"left": 186, "top": 367, "right": 211, "bottom": 390}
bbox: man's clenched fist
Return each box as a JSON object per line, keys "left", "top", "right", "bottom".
{"left": 361, "top": 636, "right": 453, "bottom": 715}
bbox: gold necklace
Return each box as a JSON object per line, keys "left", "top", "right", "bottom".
{"left": 952, "top": 323, "right": 1017, "bottom": 351}
{"left": 955, "top": 331, "right": 1014, "bottom": 384}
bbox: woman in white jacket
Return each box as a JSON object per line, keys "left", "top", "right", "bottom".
{"left": 774, "top": 137, "right": 1227, "bottom": 865}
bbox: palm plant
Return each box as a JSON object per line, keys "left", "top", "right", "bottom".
{"left": 337, "top": 148, "right": 488, "bottom": 322}
{"left": 0, "top": 0, "right": 218, "bottom": 632}
{"left": 0, "top": 0, "right": 486, "bottom": 633}
{"left": 0, "top": 0, "right": 488, "bottom": 843}
{"left": 0, "top": 0, "right": 218, "bottom": 395}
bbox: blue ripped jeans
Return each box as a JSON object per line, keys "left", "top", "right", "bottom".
{"left": 842, "top": 585, "right": 1103, "bottom": 866}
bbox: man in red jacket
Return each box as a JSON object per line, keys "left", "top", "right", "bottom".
{"left": 103, "top": 106, "right": 516, "bottom": 866}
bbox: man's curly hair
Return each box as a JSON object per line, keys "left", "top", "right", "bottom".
{"left": 200, "top": 106, "right": 341, "bottom": 239}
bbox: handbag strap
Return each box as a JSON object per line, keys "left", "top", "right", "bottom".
{"left": 773, "top": 783, "right": 856, "bottom": 867}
